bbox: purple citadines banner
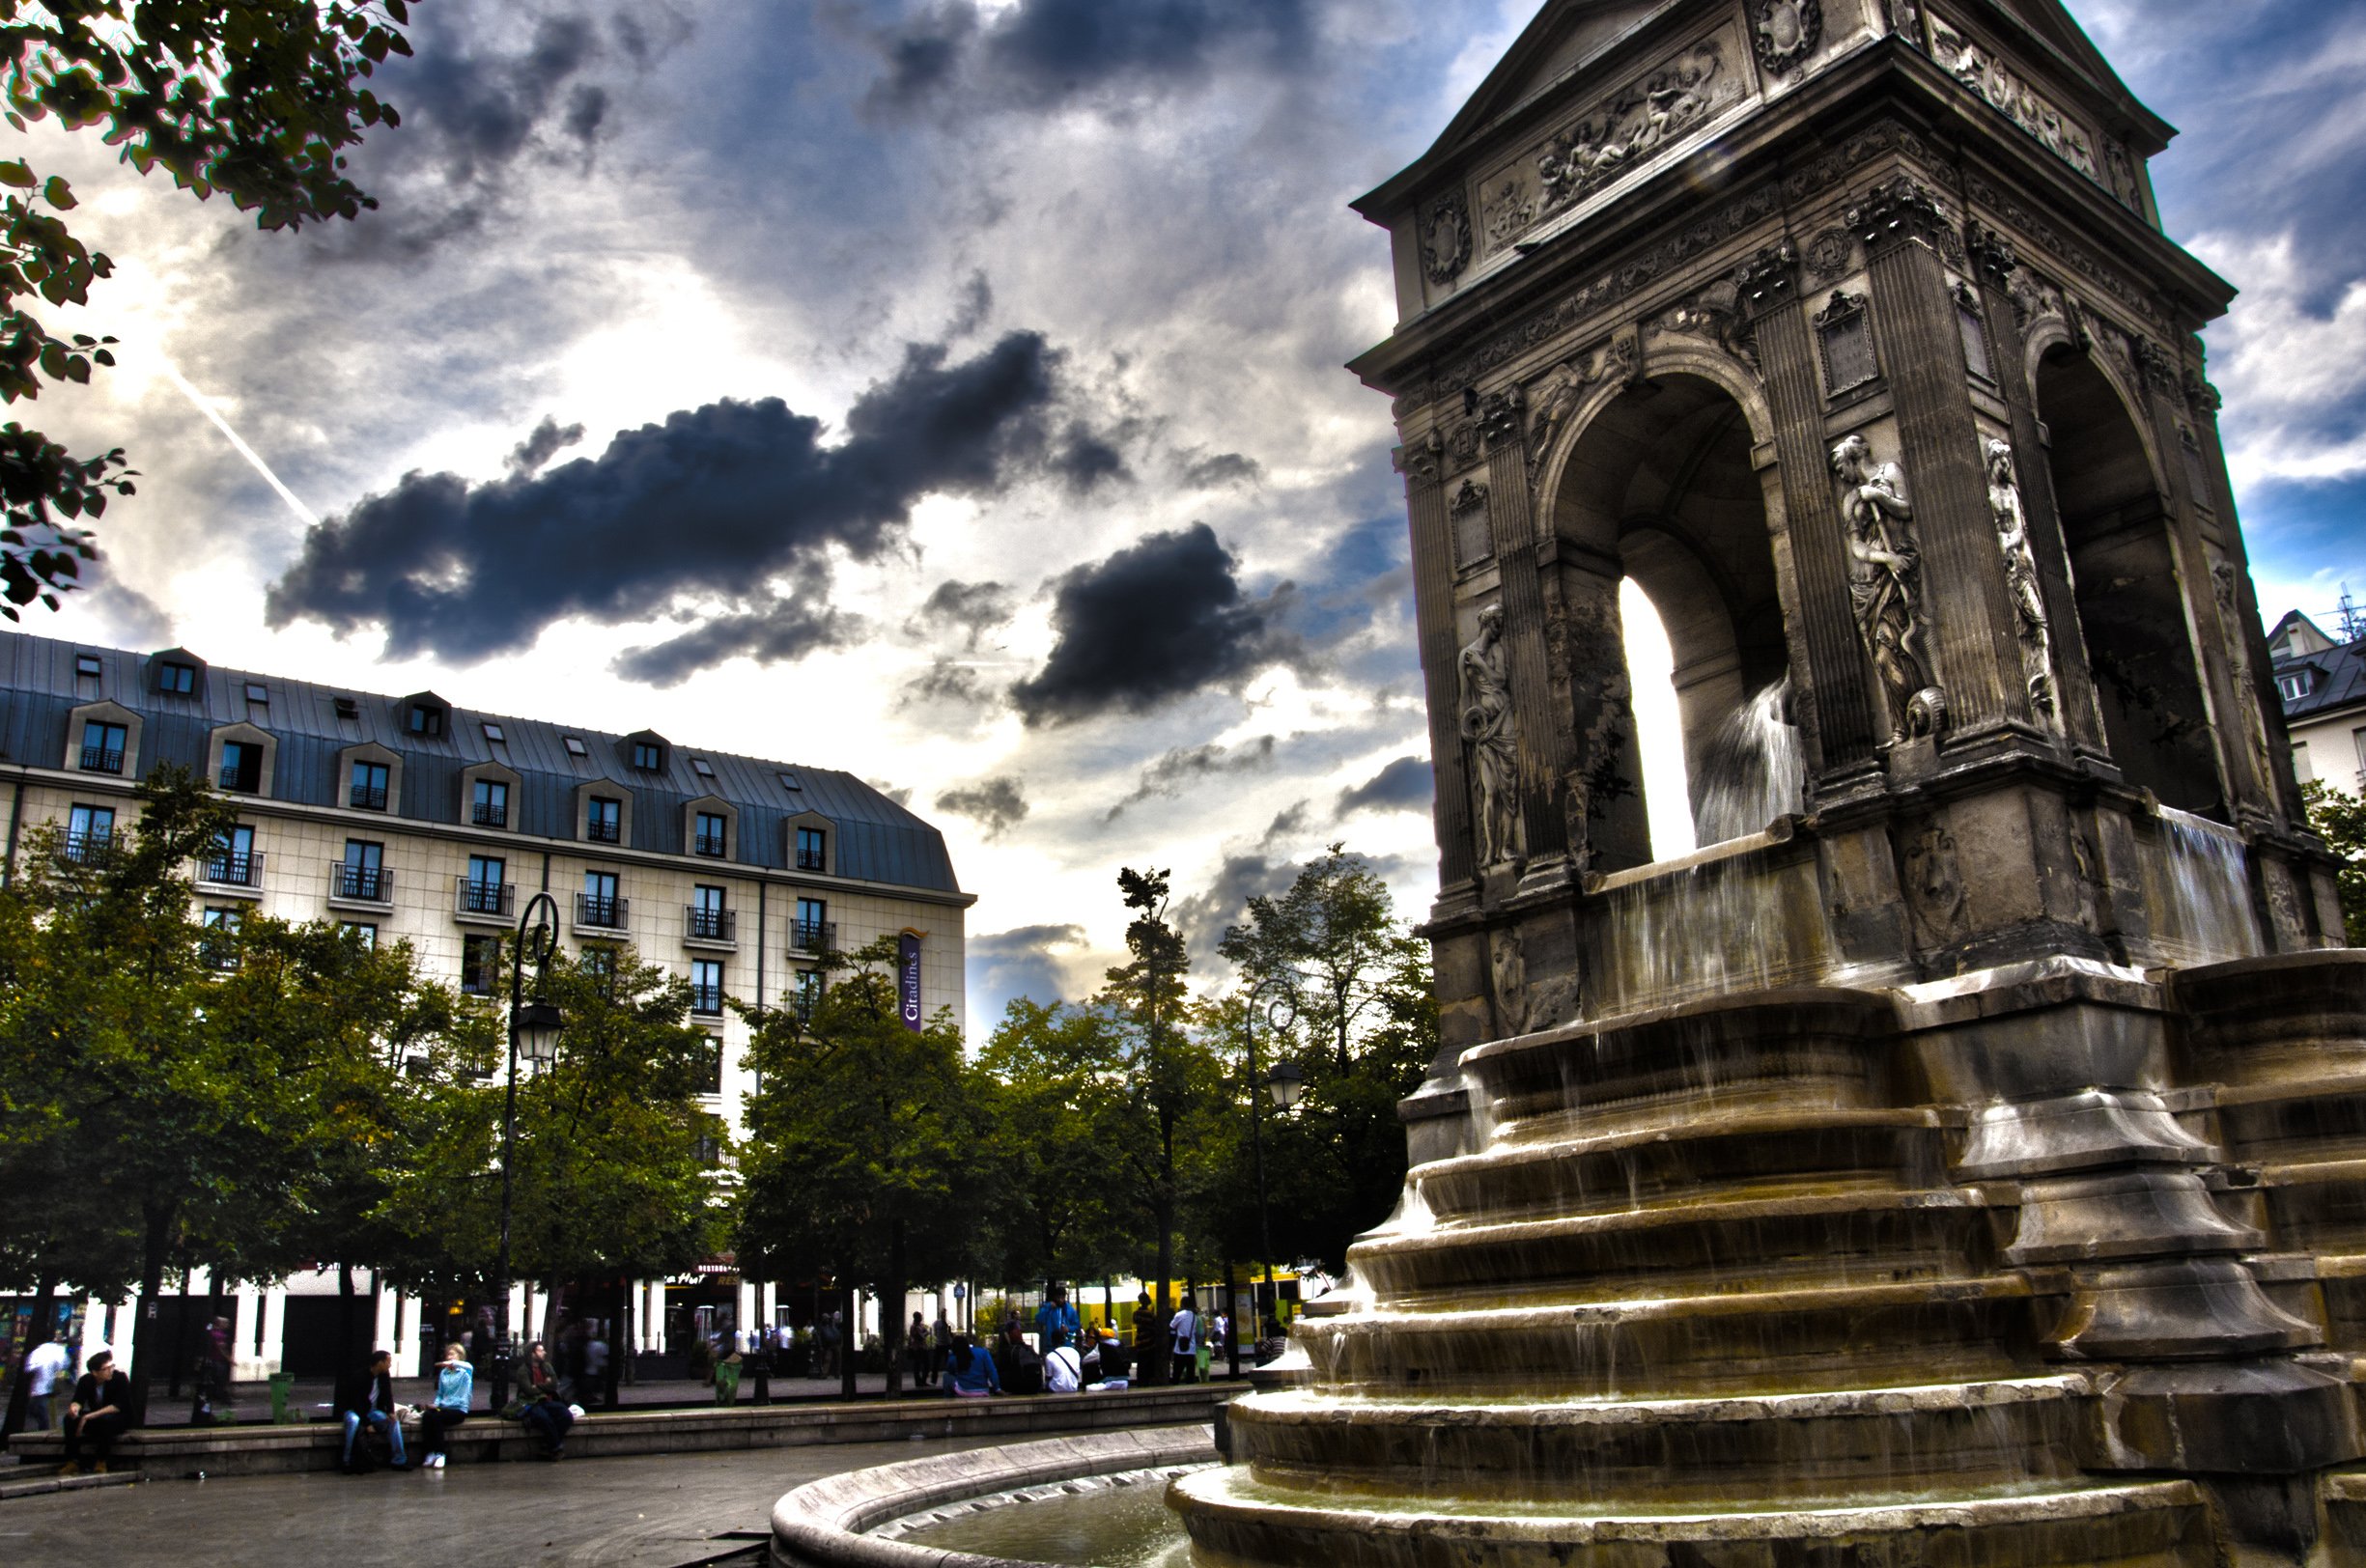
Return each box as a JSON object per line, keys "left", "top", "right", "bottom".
{"left": 898, "top": 932, "right": 922, "bottom": 1032}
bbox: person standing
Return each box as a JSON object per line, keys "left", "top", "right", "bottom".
{"left": 931, "top": 1309, "right": 952, "bottom": 1387}
{"left": 1169, "top": 1300, "right": 1199, "bottom": 1385}
{"left": 191, "top": 1316, "right": 234, "bottom": 1425}
{"left": 906, "top": 1312, "right": 931, "bottom": 1389}
{"left": 23, "top": 1333, "right": 70, "bottom": 1431}
{"left": 57, "top": 1350, "right": 130, "bottom": 1476}
{"left": 333, "top": 1350, "right": 408, "bottom": 1473}
{"left": 417, "top": 1341, "right": 474, "bottom": 1470}
{"left": 1133, "top": 1291, "right": 1165, "bottom": 1386}
{"left": 1034, "top": 1284, "right": 1080, "bottom": 1352}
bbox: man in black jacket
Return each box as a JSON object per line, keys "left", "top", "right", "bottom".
{"left": 58, "top": 1350, "right": 131, "bottom": 1475}
{"left": 333, "top": 1350, "right": 408, "bottom": 1473}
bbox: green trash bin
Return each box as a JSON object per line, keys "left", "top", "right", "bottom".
{"left": 268, "top": 1372, "right": 296, "bottom": 1425}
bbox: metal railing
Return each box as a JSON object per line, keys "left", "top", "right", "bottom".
{"left": 61, "top": 831, "right": 115, "bottom": 866}
{"left": 686, "top": 906, "right": 737, "bottom": 942}
{"left": 456, "top": 877, "right": 515, "bottom": 917}
{"left": 472, "top": 799, "right": 508, "bottom": 826}
{"left": 585, "top": 817, "right": 621, "bottom": 844}
{"left": 79, "top": 744, "right": 124, "bottom": 773}
{"left": 694, "top": 830, "right": 727, "bottom": 856}
{"left": 349, "top": 782, "right": 388, "bottom": 810}
{"left": 200, "top": 850, "right": 263, "bottom": 886}
{"left": 336, "top": 864, "right": 391, "bottom": 902}
{"left": 216, "top": 764, "right": 245, "bottom": 791}
{"left": 576, "top": 892, "right": 629, "bottom": 929}
{"left": 690, "top": 983, "right": 724, "bottom": 1017}
{"left": 795, "top": 845, "right": 826, "bottom": 871}
{"left": 790, "top": 919, "right": 834, "bottom": 952}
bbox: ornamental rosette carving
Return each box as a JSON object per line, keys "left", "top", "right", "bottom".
{"left": 1752, "top": 0, "right": 1822, "bottom": 76}
{"left": 1422, "top": 190, "right": 1474, "bottom": 284}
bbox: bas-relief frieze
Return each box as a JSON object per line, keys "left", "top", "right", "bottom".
{"left": 2205, "top": 545, "right": 2280, "bottom": 806}
{"left": 1475, "top": 29, "right": 1748, "bottom": 263}
{"left": 1961, "top": 171, "right": 2169, "bottom": 331}
{"left": 1926, "top": 13, "right": 2103, "bottom": 186}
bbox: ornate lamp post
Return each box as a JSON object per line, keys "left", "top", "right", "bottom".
{"left": 491, "top": 890, "right": 561, "bottom": 1417}
{"left": 1239, "top": 975, "right": 1300, "bottom": 1375}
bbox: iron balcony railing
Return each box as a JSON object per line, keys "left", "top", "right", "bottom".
{"left": 690, "top": 984, "right": 724, "bottom": 1017}
{"left": 61, "top": 831, "right": 115, "bottom": 866}
{"left": 349, "top": 782, "right": 388, "bottom": 810}
{"left": 456, "top": 878, "right": 515, "bottom": 918}
{"left": 200, "top": 850, "right": 264, "bottom": 886}
{"left": 216, "top": 765, "right": 243, "bottom": 790}
{"left": 586, "top": 818, "right": 621, "bottom": 844}
{"left": 790, "top": 919, "right": 834, "bottom": 952}
{"left": 200, "top": 933, "right": 241, "bottom": 971}
{"left": 80, "top": 743, "right": 124, "bottom": 773}
{"left": 694, "top": 830, "right": 727, "bottom": 856}
{"left": 336, "top": 864, "right": 391, "bottom": 902}
{"left": 472, "top": 799, "right": 508, "bottom": 826}
{"left": 795, "top": 845, "right": 826, "bottom": 871}
{"left": 686, "top": 906, "right": 737, "bottom": 942}
{"left": 576, "top": 892, "right": 629, "bottom": 929}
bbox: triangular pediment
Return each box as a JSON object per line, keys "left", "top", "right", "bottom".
{"left": 1939, "top": 0, "right": 2170, "bottom": 143}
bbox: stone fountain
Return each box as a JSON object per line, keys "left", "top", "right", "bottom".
{"left": 1171, "top": 3, "right": 2366, "bottom": 1564}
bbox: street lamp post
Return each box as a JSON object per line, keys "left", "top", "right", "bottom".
{"left": 491, "top": 890, "right": 562, "bottom": 1418}
{"left": 1240, "top": 975, "right": 1302, "bottom": 1377}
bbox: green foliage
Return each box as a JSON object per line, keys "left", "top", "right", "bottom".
{"left": 972, "top": 998, "right": 1136, "bottom": 1288}
{"left": 0, "top": 0, "right": 409, "bottom": 615}
{"left": 1219, "top": 842, "right": 1419, "bottom": 1070}
{"left": 2301, "top": 779, "right": 2366, "bottom": 946}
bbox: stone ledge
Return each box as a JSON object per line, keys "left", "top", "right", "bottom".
{"left": 8, "top": 1385, "right": 1226, "bottom": 1478}
{"left": 0, "top": 1468, "right": 142, "bottom": 1501}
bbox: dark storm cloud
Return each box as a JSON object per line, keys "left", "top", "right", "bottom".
{"left": 935, "top": 774, "right": 1031, "bottom": 838}
{"left": 1104, "top": 735, "right": 1277, "bottom": 822}
{"left": 1009, "top": 523, "right": 1302, "bottom": 726}
{"left": 866, "top": 0, "right": 1319, "bottom": 112}
{"left": 85, "top": 568, "right": 174, "bottom": 648}
{"left": 268, "top": 331, "right": 1113, "bottom": 673}
{"left": 970, "top": 922, "right": 1091, "bottom": 1017}
{"left": 868, "top": 778, "right": 915, "bottom": 808}
{"left": 611, "top": 562, "right": 865, "bottom": 687}
{"left": 506, "top": 415, "right": 586, "bottom": 476}
{"left": 910, "top": 578, "right": 1016, "bottom": 648}
{"left": 1180, "top": 451, "right": 1263, "bottom": 490}
{"left": 1338, "top": 755, "right": 1431, "bottom": 817}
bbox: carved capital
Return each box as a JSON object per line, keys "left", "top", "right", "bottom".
{"left": 1845, "top": 175, "right": 1950, "bottom": 255}
{"left": 2183, "top": 369, "right": 2223, "bottom": 417}
{"left": 1399, "top": 430, "right": 1444, "bottom": 483}
{"left": 1964, "top": 221, "right": 2017, "bottom": 288}
{"left": 1733, "top": 240, "right": 1800, "bottom": 318}
{"left": 1479, "top": 386, "right": 1527, "bottom": 452}
{"left": 2134, "top": 336, "right": 2181, "bottom": 393}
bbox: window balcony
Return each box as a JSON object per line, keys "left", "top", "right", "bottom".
{"left": 790, "top": 919, "right": 834, "bottom": 953}
{"left": 690, "top": 983, "right": 724, "bottom": 1017}
{"left": 200, "top": 934, "right": 241, "bottom": 972}
{"left": 349, "top": 783, "right": 388, "bottom": 811}
{"left": 455, "top": 877, "right": 515, "bottom": 924}
{"left": 60, "top": 832, "right": 116, "bottom": 867}
{"left": 585, "top": 819, "right": 621, "bottom": 845}
{"left": 216, "top": 766, "right": 242, "bottom": 791}
{"left": 472, "top": 800, "right": 508, "bottom": 827}
{"left": 80, "top": 744, "right": 124, "bottom": 774}
{"left": 197, "top": 850, "right": 266, "bottom": 895}
{"left": 331, "top": 865, "right": 393, "bottom": 908}
{"left": 575, "top": 892, "right": 629, "bottom": 931}
{"left": 795, "top": 847, "right": 826, "bottom": 872}
{"left": 694, "top": 831, "right": 727, "bottom": 857}
{"left": 685, "top": 906, "right": 738, "bottom": 948}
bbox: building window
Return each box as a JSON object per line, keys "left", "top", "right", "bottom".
{"left": 2353, "top": 727, "right": 2366, "bottom": 776}
{"left": 79, "top": 719, "right": 127, "bottom": 774}
{"left": 462, "top": 933, "right": 500, "bottom": 995}
{"left": 692, "top": 757, "right": 716, "bottom": 779}
{"left": 2293, "top": 742, "right": 2317, "bottom": 785}
{"left": 793, "top": 897, "right": 830, "bottom": 952}
{"left": 340, "top": 921, "right": 378, "bottom": 949}
{"left": 340, "top": 840, "right": 386, "bottom": 902}
{"left": 633, "top": 740, "right": 662, "bottom": 771}
{"left": 795, "top": 826, "right": 826, "bottom": 872}
{"left": 158, "top": 662, "right": 196, "bottom": 695}
{"left": 586, "top": 797, "right": 621, "bottom": 844}
{"left": 332, "top": 695, "right": 359, "bottom": 720}
{"left": 2280, "top": 669, "right": 2316, "bottom": 703}
{"left": 472, "top": 778, "right": 510, "bottom": 827}
{"left": 694, "top": 810, "right": 727, "bottom": 857}
{"left": 350, "top": 760, "right": 390, "bottom": 811}
{"left": 464, "top": 854, "right": 508, "bottom": 915}
{"left": 483, "top": 722, "right": 505, "bottom": 744}
{"left": 690, "top": 958, "right": 724, "bottom": 1016}
{"left": 579, "top": 869, "right": 624, "bottom": 929}
{"left": 581, "top": 944, "right": 617, "bottom": 995}
{"left": 690, "top": 884, "right": 730, "bottom": 941}
{"left": 218, "top": 740, "right": 264, "bottom": 794}
{"left": 73, "top": 654, "right": 101, "bottom": 679}
{"left": 778, "top": 771, "right": 802, "bottom": 794}
{"left": 564, "top": 736, "right": 588, "bottom": 758}
{"left": 408, "top": 702, "right": 444, "bottom": 737}
{"left": 201, "top": 907, "right": 242, "bottom": 969}
{"left": 65, "top": 802, "right": 114, "bottom": 864}
{"left": 205, "top": 824, "right": 258, "bottom": 886}
{"left": 243, "top": 683, "right": 269, "bottom": 706}
{"left": 793, "top": 967, "right": 823, "bottom": 1021}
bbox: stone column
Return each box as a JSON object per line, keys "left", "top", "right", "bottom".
{"left": 1966, "top": 222, "right": 2108, "bottom": 758}
{"left": 1479, "top": 387, "right": 1575, "bottom": 885}
{"left": 261, "top": 1287, "right": 287, "bottom": 1376}
{"left": 1849, "top": 175, "right": 2021, "bottom": 743}
{"left": 1734, "top": 242, "right": 1881, "bottom": 787}
{"left": 1397, "top": 435, "right": 1477, "bottom": 915}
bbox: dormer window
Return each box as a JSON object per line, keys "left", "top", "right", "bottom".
{"left": 80, "top": 719, "right": 127, "bottom": 774}
{"left": 483, "top": 722, "right": 505, "bottom": 744}
{"left": 220, "top": 741, "right": 263, "bottom": 794}
{"left": 695, "top": 810, "right": 727, "bottom": 857}
{"left": 692, "top": 757, "right": 716, "bottom": 779}
{"left": 408, "top": 702, "right": 444, "bottom": 737}
{"left": 778, "top": 771, "right": 802, "bottom": 793}
{"left": 796, "top": 826, "right": 826, "bottom": 872}
{"left": 350, "top": 761, "right": 390, "bottom": 811}
{"left": 74, "top": 654, "right": 101, "bottom": 679}
{"left": 634, "top": 740, "right": 662, "bottom": 770}
{"left": 333, "top": 696, "right": 359, "bottom": 720}
{"left": 2279, "top": 669, "right": 2317, "bottom": 703}
{"left": 159, "top": 662, "right": 196, "bottom": 695}
{"left": 244, "top": 683, "right": 269, "bottom": 706}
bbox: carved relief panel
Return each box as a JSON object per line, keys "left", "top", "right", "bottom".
{"left": 1831, "top": 432, "right": 1945, "bottom": 744}
{"left": 1927, "top": 12, "right": 2107, "bottom": 192}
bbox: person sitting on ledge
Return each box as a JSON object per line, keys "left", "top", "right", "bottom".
{"left": 58, "top": 1349, "right": 131, "bottom": 1476}
{"left": 417, "top": 1341, "right": 474, "bottom": 1470}
{"left": 999, "top": 1321, "right": 1044, "bottom": 1395}
{"left": 1090, "top": 1325, "right": 1130, "bottom": 1389}
{"left": 944, "top": 1334, "right": 1000, "bottom": 1398}
{"left": 517, "top": 1341, "right": 574, "bottom": 1460}
{"left": 333, "top": 1349, "right": 408, "bottom": 1473}
{"left": 1044, "top": 1337, "right": 1083, "bottom": 1394}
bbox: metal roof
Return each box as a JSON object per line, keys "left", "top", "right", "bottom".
{"left": 2273, "top": 636, "right": 2366, "bottom": 725}
{"left": 0, "top": 629, "right": 963, "bottom": 894}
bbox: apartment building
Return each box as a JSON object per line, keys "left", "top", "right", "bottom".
{"left": 0, "top": 628, "right": 972, "bottom": 1379}
{"left": 2269, "top": 611, "right": 2366, "bottom": 797}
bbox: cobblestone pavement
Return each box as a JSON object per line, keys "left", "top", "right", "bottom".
{"left": 0, "top": 1433, "right": 1016, "bottom": 1567}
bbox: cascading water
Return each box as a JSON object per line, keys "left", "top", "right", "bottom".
{"left": 2147, "top": 807, "right": 2267, "bottom": 965}
{"left": 1689, "top": 677, "right": 1804, "bottom": 848}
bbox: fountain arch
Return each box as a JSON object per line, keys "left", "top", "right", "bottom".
{"left": 2034, "top": 345, "right": 2223, "bottom": 816}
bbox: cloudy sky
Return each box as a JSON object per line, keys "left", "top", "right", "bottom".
{"left": 14, "top": 0, "right": 2364, "bottom": 1031}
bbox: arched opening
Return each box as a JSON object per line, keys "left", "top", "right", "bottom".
{"left": 2034, "top": 349, "right": 2223, "bottom": 816}
{"left": 1552, "top": 373, "right": 1797, "bottom": 864}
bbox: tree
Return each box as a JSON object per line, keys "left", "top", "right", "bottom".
{"left": 973, "top": 998, "right": 1137, "bottom": 1295}
{"left": 1220, "top": 844, "right": 1419, "bottom": 1071}
{"left": 0, "top": 1, "right": 411, "bottom": 616}
{"left": 736, "top": 938, "right": 983, "bottom": 1395}
{"left": 2302, "top": 780, "right": 2366, "bottom": 946}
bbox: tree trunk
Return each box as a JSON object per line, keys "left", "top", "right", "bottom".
{"left": 166, "top": 1262, "right": 191, "bottom": 1399}
{"left": 1, "top": 1272, "right": 58, "bottom": 1441}
{"left": 838, "top": 1280, "right": 859, "bottom": 1399}
{"left": 127, "top": 1200, "right": 172, "bottom": 1424}
{"left": 604, "top": 1274, "right": 625, "bottom": 1410}
{"left": 1224, "top": 1256, "right": 1240, "bottom": 1381}
{"left": 884, "top": 1218, "right": 906, "bottom": 1398}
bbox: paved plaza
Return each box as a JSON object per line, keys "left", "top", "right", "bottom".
{"left": 0, "top": 1433, "right": 1013, "bottom": 1567}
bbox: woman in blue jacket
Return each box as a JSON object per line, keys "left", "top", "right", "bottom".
{"left": 945, "top": 1334, "right": 1000, "bottom": 1398}
{"left": 419, "top": 1342, "right": 475, "bottom": 1469}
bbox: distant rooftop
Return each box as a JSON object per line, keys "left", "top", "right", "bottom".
{"left": 2268, "top": 614, "right": 2366, "bottom": 724}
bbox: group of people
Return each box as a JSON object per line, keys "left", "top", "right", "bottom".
{"left": 328, "top": 1339, "right": 580, "bottom": 1472}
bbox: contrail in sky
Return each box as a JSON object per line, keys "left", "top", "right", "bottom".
{"left": 159, "top": 360, "right": 320, "bottom": 528}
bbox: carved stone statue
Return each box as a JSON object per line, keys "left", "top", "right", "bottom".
{"left": 1459, "top": 603, "right": 1522, "bottom": 867}
{"left": 1831, "top": 434, "right": 1941, "bottom": 743}
{"left": 1985, "top": 438, "right": 2057, "bottom": 720}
